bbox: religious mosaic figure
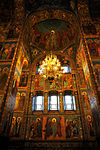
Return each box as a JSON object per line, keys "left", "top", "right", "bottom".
{"left": 11, "top": 72, "right": 19, "bottom": 97}
{"left": 19, "top": 74, "right": 28, "bottom": 87}
{"left": 72, "top": 74, "right": 77, "bottom": 89}
{"left": 15, "top": 92, "right": 20, "bottom": 110}
{"left": 18, "top": 93, "right": 25, "bottom": 111}
{"left": 52, "top": 118, "right": 57, "bottom": 137}
{"left": 87, "top": 115, "right": 94, "bottom": 136}
{"left": 82, "top": 92, "right": 90, "bottom": 109}
{"left": 45, "top": 119, "right": 52, "bottom": 138}
{"left": 50, "top": 30, "right": 57, "bottom": 49}
{"left": 66, "top": 120, "right": 71, "bottom": 138}
{"left": 39, "top": 78, "right": 44, "bottom": 90}
{"left": 22, "top": 59, "right": 28, "bottom": 69}
{"left": 23, "top": 74, "right": 28, "bottom": 87}
{"left": 94, "top": 65, "right": 100, "bottom": 87}
{"left": 65, "top": 119, "right": 79, "bottom": 138}
{"left": 30, "top": 118, "right": 42, "bottom": 139}
{"left": 45, "top": 117, "right": 61, "bottom": 139}
{"left": 71, "top": 120, "right": 78, "bottom": 137}
{"left": 50, "top": 80, "right": 55, "bottom": 89}
{"left": 79, "top": 70, "right": 86, "bottom": 86}
{"left": 63, "top": 76, "right": 69, "bottom": 88}
{"left": 16, "top": 117, "right": 22, "bottom": 137}
{"left": 63, "top": 75, "right": 73, "bottom": 89}
{"left": 34, "top": 77, "right": 39, "bottom": 89}
{"left": 10, "top": 117, "right": 16, "bottom": 136}
{"left": 0, "top": 67, "right": 9, "bottom": 90}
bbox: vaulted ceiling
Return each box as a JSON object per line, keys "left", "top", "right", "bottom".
{"left": 0, "top": 0, "right": 100, "bottom": 62}
{"left": 22, "top": 9, "right": 80, "bottom": 62}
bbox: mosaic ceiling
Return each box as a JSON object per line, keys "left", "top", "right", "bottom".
{"left": 29, "top": 19, "right": 75, "bottom": 51}
{"left": 22, "top": 9, "right": 80, "bottom": 62}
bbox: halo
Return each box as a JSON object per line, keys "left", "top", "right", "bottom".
{"left": 17, "top": 92, "right": 20, "bottom": 96}
{"left": 52, "top": 118, "right": 56, "bottom": 122}
{"left": 82, "top": 92, "right": 87, "bottom": 95}
{"left": 12, "top": 117, "right": 16, "bottom": 121}
{"left": 17, "top": 117, "right": 21, "bottom": 122}
{"left": 87, "top": 115, "right": 91, "bottom": 120}
{"left": 51, "top": 30, "right": 55, "bottom": 34}
{"left": 21, "top": 92, "right": 26, "bottom": 96}
{"left": 36, "top": 117, "right": 41, "bottom": 122}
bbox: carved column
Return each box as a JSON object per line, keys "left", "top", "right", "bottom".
{"left": 77, "top": 0, "right": 100, "bottom": 137}
{"left": 21, "top": 64, "right": 32, "bottom": 139}
{"left": 42, "top": 116, "right": 48, "bottom": 140}
{"left": 75, "top": 66, "right": 88, "bottom": 140}
{"left": 82, "top": 40, "right": 100, "bottom": 136}
{"left": 44, "top": 92, "right": 48, "bottom": 114}
{"left": 59, "top": 92, "right": 64, "bottom": 113}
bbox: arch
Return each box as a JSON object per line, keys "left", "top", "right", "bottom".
{"left": 21, "top": 9, "right": 81, "bottom": 63}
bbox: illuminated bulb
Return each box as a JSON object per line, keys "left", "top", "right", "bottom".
{"left": 43, "top": 75, "right": 46, "bottom": 78}
{"left": 51, "top": 61, "right": 54, "bottom": 65}
{"left": 44, "top": 63, "right": 47, "bottom": 66}
{"left": 54, "top": 66, "right": 57, "bottom": 70}
{"left": 57, "top": 63, "right": 60, "bottom": 66}
{"left": 47, "top": 67, "right": 50, "bottom": 70}
{"left": 43, "top": 61, "right": 45, "bottom": 64}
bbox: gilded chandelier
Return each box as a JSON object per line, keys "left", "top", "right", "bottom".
{"left": 38, "top": 53, "right": 63, "bottom": 80}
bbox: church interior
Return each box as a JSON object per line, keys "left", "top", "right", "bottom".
{"left": 0, "top": 0, "right": 100, "bottom": 149}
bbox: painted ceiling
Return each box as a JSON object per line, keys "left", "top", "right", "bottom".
{"left": 22, "top": 9, "right": 80, "bottom": 62}
{"left": 29, "top": 19, "right": 75, "bottom": 51}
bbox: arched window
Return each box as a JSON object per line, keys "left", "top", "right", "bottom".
{"left": 63, "top": 91, "right": 76, "bottom": 110}
{"left": 48, "top": 91, "right": 59, "bottom": 111}
{"left": 61, "top": 60, "right": 71, "bottom": 73}
{"left": 32, "top": 91, "right": 44, "bottom": 111}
